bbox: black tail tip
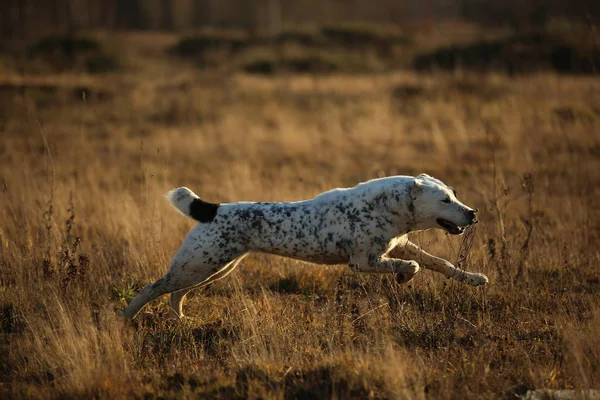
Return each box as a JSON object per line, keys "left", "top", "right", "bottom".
{"left": 189, "top": 198, "right": 219, "bottom": 222}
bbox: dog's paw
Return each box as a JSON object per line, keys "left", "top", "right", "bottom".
{"left": 466, "top": 272, "right": 488, "bottom": 286}
{"left": 396, "top": 260, "right": 420, "bottom": 284}
{"left": 453, "top": 270, "right": 488, "bottom": 286}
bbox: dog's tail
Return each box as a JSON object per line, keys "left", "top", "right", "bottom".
{"left": 165, "top": 187, "right": 219, "bottom": 223}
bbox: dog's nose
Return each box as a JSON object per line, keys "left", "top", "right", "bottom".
{"left": 467, "top": 209, "right": 478, "bottom": 223}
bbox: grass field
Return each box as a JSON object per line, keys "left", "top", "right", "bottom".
{"left": 1, "top": 27, "right": 599, "bottom": 399}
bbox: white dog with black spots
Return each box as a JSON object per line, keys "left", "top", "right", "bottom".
{"left": 122, "top": 174, "right": 488, "bottom": 320}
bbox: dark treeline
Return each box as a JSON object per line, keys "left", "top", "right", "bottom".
{"left": 1, "top": 0, "right": 598, "bottom": 40}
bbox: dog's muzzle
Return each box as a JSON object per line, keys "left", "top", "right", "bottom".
{"left": 437, "top": 210, "right": 478, "bottom": 235}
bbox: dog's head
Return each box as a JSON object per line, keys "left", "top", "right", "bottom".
{"left": 409, "top": 174, "right": 478, "bottom": 235}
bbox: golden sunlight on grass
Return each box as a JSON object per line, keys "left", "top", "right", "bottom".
{"left": 1, "top": 28, "right": 599, "bottom": 398}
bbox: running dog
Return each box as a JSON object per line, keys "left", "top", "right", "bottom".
{"left": 122, "top": 174, "right": 488, "bottom": 320}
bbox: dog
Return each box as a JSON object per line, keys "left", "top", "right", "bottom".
{"left": 122, "top": 174, "right": 488, "bottom": 320}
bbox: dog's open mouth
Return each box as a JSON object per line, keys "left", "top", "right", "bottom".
{"left": 437, "top": 218, "right": 465, "bottom": 235}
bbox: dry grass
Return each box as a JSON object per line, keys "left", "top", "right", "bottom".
{"left": 1, "top": 30, "right": 599, "bottom": 399}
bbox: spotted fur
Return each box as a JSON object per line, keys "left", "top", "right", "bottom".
{"left": 123, "top": 174, "right": 488, "bottom": 320}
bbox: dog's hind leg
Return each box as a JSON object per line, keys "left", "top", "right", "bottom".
{"left": 122, "top": 271, "right": 187, "bottom": 320}
{"left": 123, "top": 249, "right": 247, "bottom": 320}
{"left": 169, "top": 289, "right": 193, "bottom": 320}
{"left": 169, "top": 254, "right": 246, "bottom": 319}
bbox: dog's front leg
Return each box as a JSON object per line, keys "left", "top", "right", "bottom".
{"left": 392, "top": 240, "right": 488, "bottom": 286}
{"left": 349, "top": 252, "right": 420, "bottom": 284}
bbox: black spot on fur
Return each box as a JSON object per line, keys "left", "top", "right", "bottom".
{"left": 335, "top": 239, "right": 352, "bottom": 252}
{"left": 189, "top": 198, "right": 219, "bottom": 222}
{"left": 251, "top": 220, "right": 262, "bottom": 231}
{"left": 407, "top": 200, "right": 414, "bottom": 214}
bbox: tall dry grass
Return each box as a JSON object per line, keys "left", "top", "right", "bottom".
{"left": 0, "top": 31, "right": 599, "bottom": 399}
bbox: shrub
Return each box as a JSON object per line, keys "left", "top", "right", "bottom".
{"left": 28, "top": 36, "right": 100, "bottom": 57}
{"left": 241, "top": 53, "right": 340, "bottom": 75}
{"left": 239, "top": 47, "right": 386, "bottom": 75}
{"left": 169, "top": 33, "right": 247, "bottom": 58}
{"left": 321, "top": 24, "right": 411, "bottom": 50}
{"left": 413, "top": 32, "right": 600, "bottom": 74}
{"left": 27, "top": 35, "right": 119, "bottom": 74}
{"left": 274, "top": 28, "right": 322, "bottom": 47}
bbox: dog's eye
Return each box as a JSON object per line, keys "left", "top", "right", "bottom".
{"left": 442, "top": 197, "right": 451, "bottom": 203}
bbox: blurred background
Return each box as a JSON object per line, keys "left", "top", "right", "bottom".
{"left": 1, "top": 2, "right": 600, "bottom": 399}
{"left": 2, "top": 0, "right": 599, "bottom": 37}
{"left": 1, "top": 0, "right": 598, "bottom": 77}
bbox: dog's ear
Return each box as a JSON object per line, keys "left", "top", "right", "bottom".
{"left": 410, "top": 177, "right": 424, "bottom": 200}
